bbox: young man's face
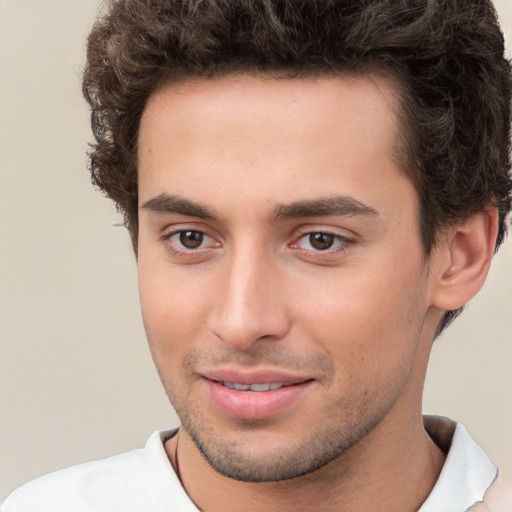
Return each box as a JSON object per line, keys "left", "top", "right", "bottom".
{"left": 137, "top": 74, "right": 442, "bottom": 481}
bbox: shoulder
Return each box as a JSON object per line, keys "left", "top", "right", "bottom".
{"left": 1, "top": 449, "right": 148, "bottom": 512}
{"left": 1, "top": 429, "right": 185, "bottom": 512}
{"left": 468, "top": 471, "right": 512, "bottom": 512}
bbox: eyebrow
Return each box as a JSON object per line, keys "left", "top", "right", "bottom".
{"left": 140, "top": 193, "right": 379, "bottom": 221}
{"left": 141, "top": 194, "right": 216, "bottom": 219}
{"left": 272, "top": 196, "right": 379, "bottom": 221}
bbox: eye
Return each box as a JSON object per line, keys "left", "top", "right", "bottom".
{"left": 306, "top": 232, "right": 336, "bottom": 250}
{"left": 163, "top": 229, "right": 219, "bottom": 254}
{"left": 294, "top": 231, "right": 349, "bottom": 252}
{"left": 177, "top": 230, "right": 206, "bottom": 249}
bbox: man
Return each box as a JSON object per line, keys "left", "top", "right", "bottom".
{"left": 2, "top": 1, "right": 511, "bottom": 511}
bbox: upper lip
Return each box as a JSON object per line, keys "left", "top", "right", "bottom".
{"left": 201, "top": 368, "right": 312, "bottom": 385}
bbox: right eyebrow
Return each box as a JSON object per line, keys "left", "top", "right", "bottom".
{"left": 140, "top": 194, "right": 217, "bottom": 219}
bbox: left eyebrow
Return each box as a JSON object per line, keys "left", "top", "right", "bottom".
{"left": 272, "top": 196, "right": 379, "bottom": 221}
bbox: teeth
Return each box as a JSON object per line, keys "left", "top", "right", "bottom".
{"left": 250, "top": 383, "right": 272, "bottom": 392}
{"left": 233, "top": 383, "right": 251, "bottom": 391}
{"left": 222, "top": 381, "right": 290, "bottom": 392}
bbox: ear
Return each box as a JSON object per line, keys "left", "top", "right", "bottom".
{"left": 430, "top": 208, "right": 499, "bottom": 311}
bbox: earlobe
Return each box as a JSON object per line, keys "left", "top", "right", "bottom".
{"left": 430, "top": 208, "right": 499, "bottom": 311}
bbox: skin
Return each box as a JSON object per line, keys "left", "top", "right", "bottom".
{"left": 136, "top": 74, "right": 496, "bottom": 512}
{"left": 469, "top": 472, "right": 512, "bottom": 512}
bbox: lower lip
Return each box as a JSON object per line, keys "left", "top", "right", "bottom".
{"left": 203, "top": 379, "right": 313, "bottom": 420}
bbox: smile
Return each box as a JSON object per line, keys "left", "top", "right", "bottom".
{"left": 204, "top": 377, "right": 313, "bottom": 419}
{"left": 220, "top": 381, "right": 294, "bottom": 391}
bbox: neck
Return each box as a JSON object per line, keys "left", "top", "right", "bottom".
{"left": 166, "top": 411, "right": 445, "bottom": 512}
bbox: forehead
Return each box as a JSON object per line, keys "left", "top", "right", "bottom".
{"left": 140, "top": 73, "right": 402, "bottom": 149}
{"left": 137, "top": 73, "right": 410, "bottom": 218}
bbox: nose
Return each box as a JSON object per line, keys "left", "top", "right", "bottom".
{"left": 207, "top": 249, "right": 291, "bottom": 351}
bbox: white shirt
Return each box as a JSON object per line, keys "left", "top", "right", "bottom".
{"left": 1, "top": 416, "right": 499, "bottom": 512}
{"left": 420, "top": 417, "right": 497, "bottom": 511}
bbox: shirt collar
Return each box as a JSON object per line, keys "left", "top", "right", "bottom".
{"left": 419, "top": 415, "right": 498, "bottom": 511}
{"left": 150, "top": 417, "right": 497, "bottom": 512}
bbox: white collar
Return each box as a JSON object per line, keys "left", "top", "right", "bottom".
{"left": 419, "top": 416, "right": 498, "bottom": 511}
{"left": 148, "top": 417, "right": 497, "bottom": 512}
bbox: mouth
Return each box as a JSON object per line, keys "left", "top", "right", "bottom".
{"left": 218, "top": 381, "right": 298, "bottom": 392}
{"left": 202, "top": 372, "right": 314, "bottom": 420}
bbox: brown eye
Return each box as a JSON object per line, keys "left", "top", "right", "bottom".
{"left": 308, "top": 232, "right": 335, "bottom": 250}
{"left": 179, "top": 230, "right": 204, "bottom": 249}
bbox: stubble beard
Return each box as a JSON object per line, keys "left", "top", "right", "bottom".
{"left": 154, "top": 339, "right": 418, "bottom": 483}
{"left": 167, "top": 381, "right": 395, "bottom": 483}
{"left": 187, "top": 418, "right": 379, "bottom": 482}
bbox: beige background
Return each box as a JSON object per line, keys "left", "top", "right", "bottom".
{"left": 0, "top": 0, "right": 511, "bottom": 501}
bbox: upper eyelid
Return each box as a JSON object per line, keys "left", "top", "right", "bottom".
{"left": 163, "top": 227, "right": 209, "bottom": 238}
{"left": 299, "top": 231, "right": 349, "bottom": 239}
{"left": 293, "top": 232, "right": 351, "bottom": 246}
{"left": 163, "top": 229, "right": 215, "bottom": 244}
{"left": 292, "top": 227, "right": 354, "bottom": 242}
{"left": 292, "top": 221, "right": 357, "bottom": 234}
{"left": 161, "top": 223, "right": 217, "bottom": 239}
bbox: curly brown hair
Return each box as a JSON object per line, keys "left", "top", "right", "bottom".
{"left": 83, "top": 0, "right": 511, "bottom": 330}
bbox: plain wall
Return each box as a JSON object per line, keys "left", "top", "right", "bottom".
{"left": 1, "top": 0, "right": 511, "bottom": 501}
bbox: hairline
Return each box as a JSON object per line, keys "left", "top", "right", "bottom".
{"left": 135, "top": 66, "right": 426, "bottom": 248}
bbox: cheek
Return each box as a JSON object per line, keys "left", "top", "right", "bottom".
{"left": 296, "top": 259, "right": 427, "bottom": 383}
{"left": 137, "top": 257, "right": 211, "bottom": 360}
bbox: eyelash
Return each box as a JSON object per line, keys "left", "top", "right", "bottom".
{"left": 290, "top": 231, "right": 353, "bottom": 256}
{"left": 161, "top": 229, "right": 219, "bottom": 257}
{"left": 160, "top": 228, "right": 354, "bottom": 259}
